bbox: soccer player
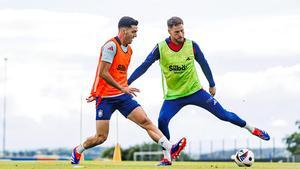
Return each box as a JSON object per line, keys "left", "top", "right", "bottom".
{"left": 128, "top": 16, "right": 270, "bottom": 166}
{"left": 71, "top": 16, "right": 187, "bottom": 165}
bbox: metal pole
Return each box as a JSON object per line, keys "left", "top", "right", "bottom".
{"left": 149, "top": 143, "right": 152, "bottom": 161}
{"left": 116, "top": 113, "right": 119, "bottom": 144}
{"left": 79, "top": 95, "right": 83, "bottom": 143}
{"left": 210, "top": 140, "right": 213, "bottom": 159}
{"left": 222, "top": 139, "right": 225, "bottom": 159}
{"left": 2, "top": 58, "right": 7, "bottom": 157}
{"left": 259, "top": 139, "right": 262, "bottom": 159}
{"left": 199, "top": 141, "right": 202, "bottom": 160}
{"left": 234, "top": 138, "right": 237, "bottom": 153}
{"left": 247, "top": 138, "right": 249, "bottom": 149}
{"left": 273, "top": 137, "right": 275, "bottom": 160}
{"left": 189, "top": 141, "right": 191, "bottom": 158}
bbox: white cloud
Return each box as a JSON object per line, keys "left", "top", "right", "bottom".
{"left": 189, "top": 15, "right": 300, "bottom": 57}
{"left": 272, "top": 119, "right": 288, "bottom": 128}
{"left": 218, "top": 64, "right": 300, "bottom": 98}
{"left": 0, "top": 9, "right": 112, "bottom": 57}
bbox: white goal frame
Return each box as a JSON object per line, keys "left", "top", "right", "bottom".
{"left": 133, "top": 151, "right": 163, "bottom": 161}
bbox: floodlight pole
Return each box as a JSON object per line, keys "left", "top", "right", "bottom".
{"left": 79, "top": 95, "right": 83, "bottom": 143}
{"left": 116, "top": 113, "right": 119, "bottom": 144}
{"left": 2, "top": 58, "right": 7, "bottom": 157}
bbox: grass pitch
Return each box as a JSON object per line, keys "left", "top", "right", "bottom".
{"left": 0, "top": 161, "right": 299, "bottom": 169}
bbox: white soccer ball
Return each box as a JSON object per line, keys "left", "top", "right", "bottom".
{"left": 234, "top": 148, "right": 255, "bottom": 167}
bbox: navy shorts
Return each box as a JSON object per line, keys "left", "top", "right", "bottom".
{"left": 95, "top": 94, "right": 140, "bottom": 120}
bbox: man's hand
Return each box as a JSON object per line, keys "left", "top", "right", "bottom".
{"left": 86, "top": 96, "right": 96, "bottom": 103}
{"left": 121, "top": 87, "right": 140, "bottom": 96}
{"left": 209, "top": 86, "right": 216, "bottom": 97}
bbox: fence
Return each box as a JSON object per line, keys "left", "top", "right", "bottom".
{"left": 133, "top": 137, "right": 291, "bottom": 161}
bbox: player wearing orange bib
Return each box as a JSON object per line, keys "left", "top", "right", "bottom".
{"left": 90, "top": 37, "right": 132, "bottom": 98}
{"left": 71, "top": 16, "right": 187, "bottom": 165}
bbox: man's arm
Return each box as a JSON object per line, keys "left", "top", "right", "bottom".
{"left": 193, "top": 41, "right": 215, "bottom": 87}
{"left": 193, "top": 41, "right": 216, "bottom": 96}
{"left": 128, "top": 45, "right": 160, "bottom": 85}
{"left": 100, "top": 61, "right": 140, "bottom": 96}
{"left": 99, "top": 61, "right": 124, "bottom": 91}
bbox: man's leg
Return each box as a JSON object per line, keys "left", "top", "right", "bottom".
{"left": 127, "top": 106, "right": 169, "bottom": 143}
{"left": 116, "top": 94, "right": 186, "bottom": 165}
{"left": 71, "top": 120, "right": 109, "bottom": 164}
{"left": 71, "top": 120, "right": 110, "bottom": 164}
{"left": 127, "top": 106, "right": 186, "bottom": 160}
{"left": 83, "top": 120, "right": 110, "bottom": 149}
{"left": 71, "top": 97, "right": 115, "bottom": 165}
{"left": 158, "top": 100, "right": 183, "bottom": 162}
{"left": 158, "top": 100, "right": 183, "bottom": 140}
{"left": 190, "top": 89, "right": 270, "bottom": 141}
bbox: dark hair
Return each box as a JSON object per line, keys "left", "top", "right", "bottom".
{"left": 167, "top": 16, "right": 183, "bottom": 28}
{"left": 118, "top": 16, "right": 138, "bottom": 28}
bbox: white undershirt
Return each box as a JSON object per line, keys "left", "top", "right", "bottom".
{"left": 101, "top": 41, "right": 128, "bottom": 63}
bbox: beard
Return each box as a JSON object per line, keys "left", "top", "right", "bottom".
{"left": 175, "top": 37, "right": 184, "bottom": 44}
{"left": 127, "top": 39, "right": 132, "bottom": 44}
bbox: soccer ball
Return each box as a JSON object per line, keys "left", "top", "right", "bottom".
{"left": 234, "top": 148, "right": 255, "bottom": 167}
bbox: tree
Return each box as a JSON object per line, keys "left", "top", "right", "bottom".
{"left": 101, "top": 147, "right": 115, "bottom": 159}
{"left": 285, "top": 120, "right": 300, "bottom": 155}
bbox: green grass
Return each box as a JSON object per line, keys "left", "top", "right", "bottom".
{"left": 0, "top": 161, "right": 299, "bottom": 169}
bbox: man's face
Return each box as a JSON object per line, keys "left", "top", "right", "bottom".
{"left": 124, "top": 25, "right": 138, "bottom": 45}
{"left": 168, "top": 24, "right": 185, "bottom": 44}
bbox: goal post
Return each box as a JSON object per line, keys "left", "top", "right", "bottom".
{"left": 133, "top": 151, "right": 163, "bottom": 161}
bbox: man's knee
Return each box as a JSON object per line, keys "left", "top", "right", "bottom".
{"left": 139, "top": 117, "right": 152, "bottom": 128}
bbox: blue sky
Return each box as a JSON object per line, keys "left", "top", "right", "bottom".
{"left": 0, "top": 0, "right": 299, "bottom": 154}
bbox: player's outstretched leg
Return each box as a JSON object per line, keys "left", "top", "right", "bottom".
{"left": 192, "top": 89, "right": 270, "bottom": 141}
{"left": 244, "top": 123, "right": 270, "bottom": 141}
{"left": 251, "top": 127, "right": 270, "bottom": 141}
{"left": 71, "top": 120, "right": 109, "bottom": 165}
